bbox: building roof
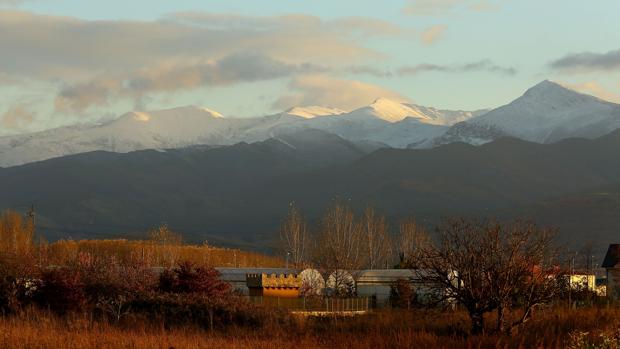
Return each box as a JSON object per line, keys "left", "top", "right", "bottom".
{"left": 216, "top": 268, "right": 299, "bottom": 282}
{"left": 601, "top": 244, "right": 620, "bottom": 268}
{"left": 355, "top": 269, "right": 436, "bottom": 283}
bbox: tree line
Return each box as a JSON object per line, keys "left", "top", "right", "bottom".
{"left": 279, "top": 202, "right": 429, "bottom": 271}
{"left": 279, "top": 203, "right": 569, "bottom": 334}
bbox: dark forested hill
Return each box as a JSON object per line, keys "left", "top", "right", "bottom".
{"left": 1, "top": 128, "right": 619, "bottom": 253}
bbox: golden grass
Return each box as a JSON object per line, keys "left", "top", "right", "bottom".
{"left": 3, "top": 306, "right": 620, "bottom": 349}
{"left": 43, "top": 239, "right": 283, "bottom": 268}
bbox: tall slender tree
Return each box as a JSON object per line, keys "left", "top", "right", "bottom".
{"left": 313, "top": 203, "right": 362, "bottom": 296}
{"left": 279, "top": 203, "right": 309, "bottom": 267}
{"left": 360, "top": 207, "right": 391, "bottom": 269}
{"left": 397, "top": 218, "right": 430, "bottom": 268}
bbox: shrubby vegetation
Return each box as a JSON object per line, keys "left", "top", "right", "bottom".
{"left": 0, "top": 210, "right": 285, "bottom": 331}
{"left": 0, "top": 208, "right": 611, "bottom": 348}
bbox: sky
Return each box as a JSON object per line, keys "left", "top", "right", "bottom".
{"left": 1, "top": 0, "right": 620, "bottom": 135}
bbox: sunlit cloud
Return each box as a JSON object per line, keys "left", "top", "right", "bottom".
{"left": 468, "top": 0, "right": 501, "bottom": 12}
{"left": 561, "top": 81, "right": 620, "bottom": 103}
{"left": 403, "top": 0, "right": 462, "bottom": 15}
{"left": 0, "top": 10, "right": 390, "bottom": 81}
{"left": 1, "top": 104, "right": 35, "bottom": 129}
{"left": 0, "top": 10, "right": 405, "bottom": 115}
{"left": 421, "top": 25, "right": 448, "bottom": 44}
{"left": 272, "top": 75, "right": 411, "bottom": 111}
{"left": 403, "top": 0, "right": 502, "bottom": 15}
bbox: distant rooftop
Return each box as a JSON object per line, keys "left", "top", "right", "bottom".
{"left": 601, "top": 244, "right": 620, "bottom": 268}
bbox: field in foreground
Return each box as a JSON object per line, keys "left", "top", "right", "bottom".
{"left": 2, "top": 307, "right": 620, "bottom": 349}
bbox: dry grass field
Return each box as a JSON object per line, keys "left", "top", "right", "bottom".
{"left": 1, "top": 307, "right": 620, "bottom": 349}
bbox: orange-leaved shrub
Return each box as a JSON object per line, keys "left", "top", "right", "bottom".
{"left": 158, "top": 261, "right": 231, "bottom": 296}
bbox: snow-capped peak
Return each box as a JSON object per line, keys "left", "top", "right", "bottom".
{"left": 285, "top": 106, "right": 346, "bottom": 118}
{"left": 132, "top": 112, "right": 151, "bottom": 122}
{"left": 522, "top": 80, "right": 580, "bottom": 100}
{"left": 432, "top": 80, "right": 620, "bottom": 146}
{"left": 198, "top": 107, "right": 224, "bottom": 118}
{"left": 347, "top": 98, "right": 428, "bottom": 123}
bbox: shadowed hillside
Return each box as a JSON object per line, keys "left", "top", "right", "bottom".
{"left": 1, "top": 129, "right": 619, "bottom": 251}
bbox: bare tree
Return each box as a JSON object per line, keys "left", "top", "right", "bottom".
{"left": 279, "top": 203, "right": 309, "bottom": 267}
{"left": 312, "top": 203, "right": 362, "bottom": 296}
{"left": 416, "top": 218, "right": 562, "bottom": 335}
{"left": 360, "top": 207, "right": 391, "bottom": 269}
{"left": 397, "top": 218, "right": 430, "bottom": 268}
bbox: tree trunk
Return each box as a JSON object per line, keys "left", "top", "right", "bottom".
{"left": 470, "top": 311, "right": 485, "bottom": 335}
{"left": 496, "top": 305, "right": 505, "bottom": 333}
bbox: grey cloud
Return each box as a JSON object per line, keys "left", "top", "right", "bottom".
{"left": 345, "top": 66, "right": 393, "bottom": 77}
{"left": 397, "top": 60, "right": 517, "bottom": 76}
{"left": 0, "top": 11, "right": 390, "bottom": 82}
{"left": 550, "top": 49, "right": 620, "bottom": 72}
{"left": 55, "top": 78, "right": 121, "bottom": 112}
{"left": 127, "top": 54, "right": 327, "bottom": 91}
{"left": 56, "top": 53, "right": 327, "bottom": 112}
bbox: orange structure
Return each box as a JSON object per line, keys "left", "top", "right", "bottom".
{"left": 246, "top": 273, "right": 301, "bottom": 298}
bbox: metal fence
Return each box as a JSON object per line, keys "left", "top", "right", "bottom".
{"left": 248, "top": 296, "right": 371, "bottom": 312}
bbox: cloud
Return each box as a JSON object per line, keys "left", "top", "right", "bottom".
{"left": 468, "top": 1, "right": 500, "bottom": 12}
{"left": 0, "top": 11, "right": 395, "bottom": 81}
{"left": 549, "top": 49, "right": 620, "bottom": 73}
{"left": 397, "top": 59, "right": 517, "bottom": 76}
{"left": 168, "top": 12, "right": 402, "bottom": 38}
{"left": 403, "top": 0, "right": 502, "bottom": 15}
{"left": 55, "top": 78, "right": 122, "bottom": 113}
{"left": 0, "top": 0, "right": 30, "bottom": 6}
{"left": 56, "top": 53, "right": 327, "bottom": 112}
{"left": 272, "top": 75, "right": 411, "bottom": 111}
{"left": 0, "top": 10, "right": 404, "bottom": 113}
{"left": 421, "top": 25, "right": 447, "bottom": 44}
{"left": 562, "top": 81, "right": 620, "bottom": 103}
{"left": 345, "top": 65, "right": 393, "bottom": 77}
{"left": 1, "top": 104, "right": 35, "bottom": 128}
{"left": 403, "top": 0, "right": 462, "bottom": 15}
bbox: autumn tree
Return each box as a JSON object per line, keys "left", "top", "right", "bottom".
{"left": 279, "top": 203, "right": 309, "bottom": 267}
{"left": 415, "top": 218, "right": 562, "bottom": 335}
{"left": 359, "top": 207, "right": 391, "bottom": 269}
{"left": 148, "top": 224, "right": 182, "bottom": 267}
{"left": 0, "top": 210, "right": 35, "bottom": 259}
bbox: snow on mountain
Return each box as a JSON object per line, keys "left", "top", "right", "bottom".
{"left": 344, "top": 98, "right": 433, "bottom": 123}
{"left": 284, "top": 106, "right": 346, "bottom": 118}
{"left": 0, "top": 106, "right": 240, "bottom": 167}
{"left": 403, "top": 104, "right": 488, "bottom": 126}
{"left": 0, "top": 100, "right": 479, "bottom": 167}
{"left": 431, "top": 80, "right": 620, "bottom": 146}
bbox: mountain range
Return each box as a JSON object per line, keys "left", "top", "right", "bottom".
{"left": 2, "top": 80, "right": 620, "bottom": 168}
{"left": 1, "top": 79, "right": 620, "bottom": 258}
{"left": 1, "top": 127, "right": 619, "bottom": 254}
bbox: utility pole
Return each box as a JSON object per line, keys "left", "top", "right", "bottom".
{"left": 27, "top": 204, "right": 36, "bottom": 229}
